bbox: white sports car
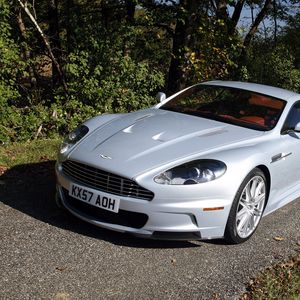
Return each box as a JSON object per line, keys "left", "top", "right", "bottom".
{"left": 55, "top": 81, "right": 300, "bottom": 243}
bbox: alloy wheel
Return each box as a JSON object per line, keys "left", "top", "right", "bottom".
{"left": 235, "top": 175, "right": 266, "bottom": 238}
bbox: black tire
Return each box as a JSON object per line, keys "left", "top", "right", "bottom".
{"left": 225, "top": 168, "right": 267, "bottom": 244}
{"left": 55, "top": 190, "right": 65, "bottom": 210}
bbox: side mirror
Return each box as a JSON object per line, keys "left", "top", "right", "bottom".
{"left": 294, "top": 122, "right": 300, "bottom": 132}
{"left": 156, "top": 92, "right": 166, "bottom": 103}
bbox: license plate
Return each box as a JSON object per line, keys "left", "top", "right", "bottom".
{"left": 69, "top": 183, "right": 120, "bottom": 213}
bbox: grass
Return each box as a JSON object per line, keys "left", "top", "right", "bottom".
{"left": 0, "top": 139, "right": 61, "bottom": 169}
{"left": 241, "top": 251, "right": 300, "bottom": 300}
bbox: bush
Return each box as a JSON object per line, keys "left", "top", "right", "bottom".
{"left": 0, "top": 53, "right": 164, "bottom": 143}
{"left": 243, "top": 44, "right": 300, "bottom": 92}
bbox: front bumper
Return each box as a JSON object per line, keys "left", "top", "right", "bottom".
{"left": 56, "top": 163, "right": 232, "bottom": 240}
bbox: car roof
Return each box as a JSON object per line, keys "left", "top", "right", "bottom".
{"left": 202, "top": 81, "right": 300, "bottom": 102}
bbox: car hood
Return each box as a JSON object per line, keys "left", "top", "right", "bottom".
{"left": 69, "top": 108, "right": 264, "bottom": 178}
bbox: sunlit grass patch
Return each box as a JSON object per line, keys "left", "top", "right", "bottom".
{"left": 0, "top": 139, "right": 61, "bottom": 168}
{"left": 241, "top": 251, "right": 300, "bottom": 300}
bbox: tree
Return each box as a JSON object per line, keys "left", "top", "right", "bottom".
{"left": 167, "top": 0, "right": 199, "bottom": 93}
{"left": 1, "top": 0, "right": 299, "bottom": 142}
{"left": 17, "top": 0, "right": 68, "bottom": 94}
{"left": 163, "top": 0, "right": 275, "bottom": 93}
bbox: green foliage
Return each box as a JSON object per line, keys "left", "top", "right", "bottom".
{"left": 244, "top": 43, "right": 300, "bottom": 92}
{"left": 64, "top": 50, "right": 164, "bottom": 113}
{"left": 283, "top": 13, "right": 300, "bottom": 68}
{"left": 0, "top": 7, "right": 21, "bottom": 89}
{"left": 262, "top": 46, "right": 300, "bottom": 91}
{"left": 184, "top": 19, "right": 243, "bottom": 83}
{"left": 0, "top": 1, "right": 28, "bottom": 143}
{"left": 0, "top": 1, "right": 164, "bottom": 143}
{"left": 1, "top": 1, "right": 300, "bottom": 143}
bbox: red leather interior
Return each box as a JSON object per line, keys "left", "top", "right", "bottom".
{"left": 219, "top": 114, "right": 236, "bottom": 120}
{"left": 248, "top": 94, "right": 284, "bottom": 110}
{"left": 239, "top": 116, "right": 265, "bottom": 125}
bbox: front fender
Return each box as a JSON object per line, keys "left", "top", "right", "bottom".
{"left": 208, "top": 145, "right": 271, "bottom": 198}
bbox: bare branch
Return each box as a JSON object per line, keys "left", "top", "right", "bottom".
{"left": 210, "top": 0, "right": 217, "bottom": 12}
{"left": 243, "top": 0, "right": 273, "bottom": 48}
{"left": 17, "top": 0, "right": 68, "bottom": 95}
{"left": 35, "top": 124, "right": 43, "bottom": 139}
{"left": 32, "top": 0, "right": 37, "bottom": 19}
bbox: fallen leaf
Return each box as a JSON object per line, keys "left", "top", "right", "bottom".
{"left": 285, "top": 261, "right": 297, "bottom": 268}
{"left": 0, "top": 165, "right": 8, "bottom": 175}
{"left": 55, "top": 266, "right": 67, "bottom": 272}
{"left": 274, "top": 236, "right": 285, "bottom": 241}
{"left": 39, "top": 155, "right": 49, "bottom": 162}
{"left": 54, "top": 292, "right": 70, "bottom": 300}
{"left": 212, "top": 292, "right": 220, "bottom": 299}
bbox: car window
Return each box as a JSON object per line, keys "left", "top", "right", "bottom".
{"left": 160, "top": 85, "right": 286, "bottom": 131}
{"left": 282, "top": 101, "right": 300, "bottom": 132}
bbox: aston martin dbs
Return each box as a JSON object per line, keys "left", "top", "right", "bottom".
{"left": 55, "top": 81, "right": 300, "bottom": 243}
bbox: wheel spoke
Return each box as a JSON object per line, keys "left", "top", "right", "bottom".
{"left": 239, "top": 197, "right": 248, "bottom": 207}
{"left": 245, "top": 184, "right": 251, "bottom": 202}
{"left": 237, "top": 206, "right": 248, "bottom": 219}
{"left": 248, "top": 214, "right": 255, "bottom": 231}
{"left": 237, "top": 213, "right": 250, "bottom": 234}
{"left": 250, "top": 178, "right": 258, "bottom": 198}
{"left": 253, "top": 193, "right": 265, "bottom": 205}
{"left": 241, "top": 214, "right": 252, "bottom": 236}
{"left": 254, "top": 181, "right": 264, "bottom": 198}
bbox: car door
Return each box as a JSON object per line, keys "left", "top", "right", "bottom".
{"left": 268, "top": 101, "right": 300, "bottom": 210}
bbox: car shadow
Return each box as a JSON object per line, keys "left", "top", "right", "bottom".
{"left": 0, "top": 161, "right": 201, "bottom": 249}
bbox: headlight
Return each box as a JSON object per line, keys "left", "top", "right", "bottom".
{"left": 60, "top": 125, "right": 89, "bottom": 154}
{"left": 154, "top": 160, "right": 226, "bottom": 185}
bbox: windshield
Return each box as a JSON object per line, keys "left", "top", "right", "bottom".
{"left": 160, "top": 85, "right": 286, "bottom": 131}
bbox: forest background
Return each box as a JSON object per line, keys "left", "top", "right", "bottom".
{"left": 1, "top": 0, "right": 300, "bottom": 143}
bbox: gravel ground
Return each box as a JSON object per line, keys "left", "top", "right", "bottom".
{"left": 0, "top": 161, "right": 299, "bottom": 300}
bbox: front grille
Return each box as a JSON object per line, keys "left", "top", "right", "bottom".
{"left": 62, "top": 188, "right": 148, "bottom": 229}
{"left": 61, "top": 160, "right": 154, "bottom": 201}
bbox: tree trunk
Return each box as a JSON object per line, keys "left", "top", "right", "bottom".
{"left": 125, "top": 0, "right": 136, "bottom": 24}
{"left": 228, "top": 0, "right": 246, "bottom": 35}
{"left": 273, "top": 0, "right": 278, "bottom": 46}
{"left": 66, "top": 0, "right": 73, "bottom": 53}
{"left": 48, "top": 0, "right": 62, "bottom": 87}
{"left": 17, "top": 0, "right": 68, "bottom": 95}
{"left": 243, "top": 0, "right": 273, "bottom": 49}
{"left": 167, "top": 0, "right": 199, "bottom": 94}
{"left": 123, "top": 1, "right": 136, "bottom": 57}
{"left": 239, "top": 0, "right": 273, "bottom": 69}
